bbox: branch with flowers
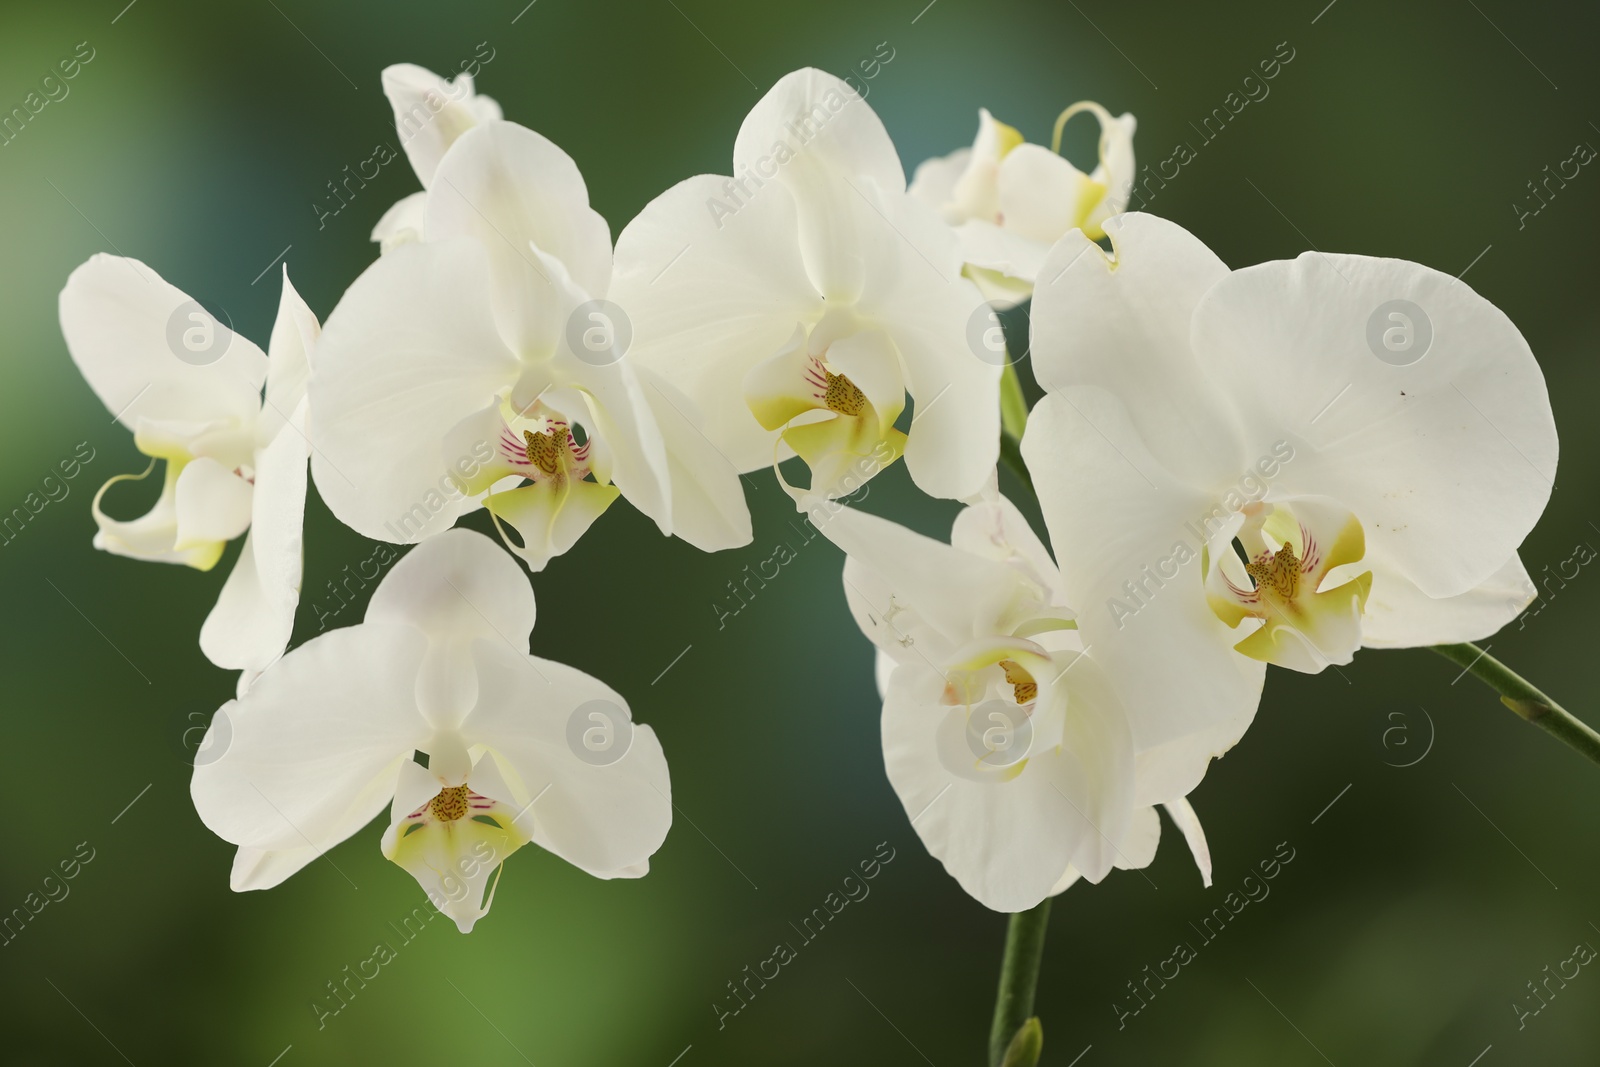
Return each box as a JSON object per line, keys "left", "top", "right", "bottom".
{"left": 57, "top": 60, "right": 1574, "bottom": 1063}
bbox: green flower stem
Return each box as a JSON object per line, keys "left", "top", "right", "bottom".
{"left": 1430, "top": 643, "right": 1600, "bottom": 768}
{"left": 1000, "top": 361, "right": 1030, "bottom": 442}
{"left": 987, "top": 899, "right": 1052, "bottom": 1067}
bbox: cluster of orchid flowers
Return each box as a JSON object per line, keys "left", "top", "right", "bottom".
{"left": 59, "top": 59, "right": 1556, "bottom": 992}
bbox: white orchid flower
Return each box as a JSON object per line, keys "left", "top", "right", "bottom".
{"left": 909, "top": 103, "right": 1136, "bottom": 308}
{"left": 190, "top": 528, "right": 672, "bottom": 933}
{"left": 59, "top": 256, "right": 317, "bottom": 673}
{"left": 1023, "top": 212, "right": 1555, "bottom": 793}
{"left": 611, "top": 68, "right": 999, "bottom": 504}
{"left": 312, "top": 117, "right": 751, "bottom": 570}
{"left": 372, "top": 62, "right": 503, "bottom": 253}
{"left": 816, "top": 493, "right": 1211, "bottom": 912}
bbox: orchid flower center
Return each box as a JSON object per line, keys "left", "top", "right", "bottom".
{"left": 523, "top": 427, "right": 568, "bottom": 478}
{"left": 403, "top": 783, "right": 502, "bottom": 833}
{"left": 384, "top": 767, "right": 536, "bottom": 934}
{"left": 1204, "top": 500, "right": 1373, "bottom": 673}
{"left": 998, "top": 659, "right": 1037, "bottom": 705}
{"left": 493, "top": 410, "right": 591, "bottom": 487}
{"left": 819, "top": 366, "right": 868, "bottom": 416}
{"left": 1243, "top": 539, "right": 1301, "bottom": 601}
{"left": 743, "top": 324, "right": 909, "bottom": 500}
{"left": 429, "top": 784, "right": 472, "bottom": 822}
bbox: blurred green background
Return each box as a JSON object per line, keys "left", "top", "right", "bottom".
{"left": 2, "top": 0, "right": 1597, "bottom": 1063}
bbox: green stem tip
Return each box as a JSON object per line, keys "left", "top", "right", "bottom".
{"left": 1430, "top": 642, "right": 1600, "bottom": 768}
{"left": 988, "top": 899, "right": 1052, "bottom": 1067}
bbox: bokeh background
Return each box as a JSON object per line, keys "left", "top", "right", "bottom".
{"left": 2, "top": 0, "right": 1597, "bottom": 1063}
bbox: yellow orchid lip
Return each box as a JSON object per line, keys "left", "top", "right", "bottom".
{"left": 745, "top": 322, "right": 913, "bottom": 502}
{"left": 1205, "top": 499, "right": 1373, "bottom": 672}
{"left": 383, "top": 773, "right": 535, "bottom": 932}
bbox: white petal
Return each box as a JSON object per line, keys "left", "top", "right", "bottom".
{"left": 310, "top": 239, "right": 521, "bottom": 543}
{"left": 200, "top": 533, "right": 283, "bottom": 673}
{"left": 1029, "top": 213, "right": 1244, "bottom": 487}
{"left": 950, "top": 494, "right": 1069, "bottom": 608}
{"left": 612, "top": 174, "right": 823, "bottom": 472}
{"left": 734, "top": 69, "right": 905, "bottom": 194}
{"left": 945, "top": 109, "right": 1019, "bottom": 222}
{"left": 372, "top": 192, "right": 429, "bottom": 252}
{"left": 908, "top": 147, "right": 971, "bottom": 216}
{"left": 531, "top": 245, "right": 672, "bottom": 531}
{"left": 1357, "top": 551, "right": 1535, "bottom": 648}
{"left": 635, "top": 367, "right": 753, "bottom": 552}
{"left": 190, "top": 623, "right": 432, "bottom": 852}
{"left": 953, "top": 220, "right": 1051, "bottom": 301}
{"left": 382, "top": 63, "right": 502, "bottom": 187}
{"left": 1082, "top": 108, "right": 1137, "bottom": 234}
{"left": 366, "top": 527, "right": 536, "bottom": 723}
{"left": 1114, "top": 805, "right": 1162, "bottom": 870}
{"left": 820, "top": 503, "right": 1052, "bottom": 666}
{"left": 91, "top": 462, "right": 222, "bottom": 569}
{"left": 1161, "top": 797, "right": 1212, "bottom": 887}
{"left": 199, "top": 400, "right": 310, "bottom": 672}
{"left": 425, "top": 121, "right": 612, "bottom": 354}
{"left": 874, "top": 647, "right": 897, "bottom": 700}
{"left": 1191, "top": 251, "right": 1558, "bottom": 599}
{"left": 1023, "top": 390, "right": 1264, "bottom": 803}
{"left": 995, "top": 144, "right": 1094, "bottom": 247}
{"left": 1047, "top": 102, "right": 1137, "bottom": 238}
{"left": 464, "top": 642, "right": 672, "bottom": 876}
{"left": 257, "top": 268, "right": 319, "bottom": 446}
{"left": 880, "top": 660, "right": 1133, "bottom": 912}
{"left": 230, "top": 845, "right": 322, "bottom": 892}
{"left": 173, "top": 457, "right": 253, "bottom": 550}
{"left": 59, "top": 255, "right": 267, "bottom": 429}
{"left": 850, "top": 189, "right": 999, "bottom": 501}
{"left": 733, "top": 68, "right": 905, "bottom": 301}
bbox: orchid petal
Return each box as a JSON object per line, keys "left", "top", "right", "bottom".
{"left": 613, "top": 174, "right": 822, "bottom": 471}
{"left": 311, "top": 239, "right": 521, "bottom": 543}
{"left": 382, "top": 63, "right": 502, "bottom": 188}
